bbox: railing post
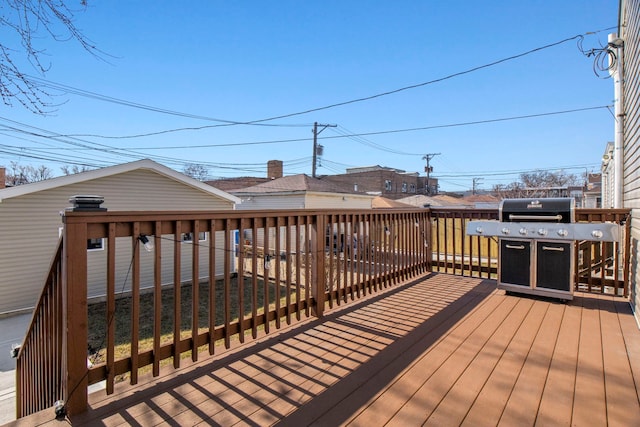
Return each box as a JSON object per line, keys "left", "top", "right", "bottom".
{"left": 427, "top": 209, "right": 433, "bottom": 272}
{"left": 312, "top": 213, "right": 326, "bottom": 317}
{"left": 61, "top": 214, "right": 89, "bottom": 415}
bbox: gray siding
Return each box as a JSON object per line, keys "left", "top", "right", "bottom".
{"left": 621, "top": 0, "right": 640, "bottom": 325}
{"left": 0, "top": 169, "right": 234, "bottom": 315}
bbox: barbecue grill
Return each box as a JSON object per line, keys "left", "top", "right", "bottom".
{"left": 467, "top": 198, "right": 619, "bottom": 300}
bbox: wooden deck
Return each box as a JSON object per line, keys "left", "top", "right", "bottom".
{"left": 12, "top": 273, "right": 640, "bottom": 426}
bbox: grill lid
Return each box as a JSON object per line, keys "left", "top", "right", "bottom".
{"left": 499, "top": 198, "right": 575, "bottom": 223}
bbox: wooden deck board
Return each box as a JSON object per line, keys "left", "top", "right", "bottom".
{"left": 384, "top": 285, "right": 515, "bottom": 426}
{"left": 500, "top": 300, "right": 563, "bottom": 426}
{"left": 535, "top": 295, "right": 581, "bottom": 426}
{"left": 10, "top": 273, "right": 640, "bottom": 427}
{"left": 423, "top": 297, "right": 525, "bottom": 426}
{"left": 598, "top": 294, "right": 640, "bottom": 426}
{"left": 572, "top": 291, "right": 607, "bottom": 426}
{"left": 461, "top": 299, "right": 545, "bottom": 426}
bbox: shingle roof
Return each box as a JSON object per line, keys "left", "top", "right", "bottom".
{"left": 372, "top": 196, "right": 416, "bottom": 208}
{"left": 232, "top": 174, "right": 355, "bottom": 195}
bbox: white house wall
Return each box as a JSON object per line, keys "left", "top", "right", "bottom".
{"left": 304, "top": 193, "right": 373, "bottom": 209}
{"left": 236, "top": 194, "right": 306, "bottom": 210}
{"left": 0, "top": 169, "right": 235, "bottom": 315}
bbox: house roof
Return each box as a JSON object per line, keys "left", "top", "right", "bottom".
{"left": 205, "top": 177, "right": 271, "bottom": 192}
{"left": 461, "top": 194, "right": 501, "bottom": 204}
{"left": 397, "top": 195, "right": 455, "bottom": 207}
{"left": 232, "top": 174, "right": 364, "bottom": 196}
{"left": 372, "top": 196, "right": 416, "bottom": 208}
{"left": 0, "top": 159, "right": 241, "bottom": 204}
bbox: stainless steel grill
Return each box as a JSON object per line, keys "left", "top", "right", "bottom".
{"left": 467, "top": 198, "right": 619, "bottom": 300}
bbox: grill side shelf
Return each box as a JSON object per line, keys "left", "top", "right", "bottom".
{"left": 466, "top": 220, "right": 620, "bottom": 242}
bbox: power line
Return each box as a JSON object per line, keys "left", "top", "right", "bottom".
{"left": 231, "top": 32, "right": 608, "bottom": 124}
{"left": 17, "top": 29, "right": 613, "bottom": 138}
{"left": 7, "top": 104, "right": 607, "bottom": 152}
{"left": 18, "top": 74, "right": 311, "bottom": 129}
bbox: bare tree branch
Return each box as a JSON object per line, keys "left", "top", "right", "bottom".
{"left": 1, "top": 0, "right": 101, "bottom": 114}
{"left": 183, "top": 163, "right": 209, "bottom": 181}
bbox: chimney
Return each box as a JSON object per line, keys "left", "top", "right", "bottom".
{"left": 267, "top": 160, "right": 283, "bottom": 179}
{"left": 0, "top": 167, "right": 5, "bottom": 189}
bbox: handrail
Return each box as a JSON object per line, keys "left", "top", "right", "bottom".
{"left": 16, "top": 237, "right": 64, "bottom": 419}
{"left": 16, "top": 206, "right": 629, "bottom": 419}
{"left": 17, "top": 208, "right": 431, "bottom": 418}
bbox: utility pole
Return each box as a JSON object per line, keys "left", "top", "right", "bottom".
{"left": 472, "top": 177, "right": 483, "bottom": 195}
{"left": 423, "top": 153, "right": 440, "bottom": 194}
{"left": 312, "top": 122, "right": 336, "bottom": 178}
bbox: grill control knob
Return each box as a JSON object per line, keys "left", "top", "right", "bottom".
{"left": 557, "top": 229, "right": 569, "bottom": 237}
{"left": 537, "top": 228, "right": 547, "bottom": 236}
{"left": 475, "top": 226, "right": 484, "bottom": 234}
{"left": 591, "top": 230, "right": 604, "bottom": 239}
{"left": 501, "top": 227, "right": 510, "bottom": 235}
{"left": 519, "top": 228, "right": 528, "bottom": 235}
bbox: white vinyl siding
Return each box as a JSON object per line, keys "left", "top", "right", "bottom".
{"left": 0, "top": 168, "right": 235, "bottom": 315}
{"left": 236, "top": 194, "right": 307, "bottom": 210}
{"left": 621, "top": 0, "right": 640, "bottom": 324}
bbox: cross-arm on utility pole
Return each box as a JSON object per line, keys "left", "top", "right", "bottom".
{"left": 312, "top": 122, "right": 337, "bottom": 177}
{"left": 423, "top": 153, "right": 440, "bottom": 194}
{"left": 472, "top": 177, "right": 483, "bottom": 195}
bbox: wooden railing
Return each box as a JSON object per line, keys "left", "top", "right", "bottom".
{"left": 16, "top": 208, "right": 431, "bottom": 418}
{"left": 15, "top": 238, "right": 64, "bottom": 419}
{"left": 428, "top": 207, "right": 631, "bottom": 296}
{"left": 15, "top": 206, "right": 630, "bottom": 419}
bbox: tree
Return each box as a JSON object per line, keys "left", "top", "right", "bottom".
{"left": 182, "top": 163, "right": 209, "bottom": 181}
{"left": 61, "top": 164, "right": 92, "bottom": 175}
{"left": 492, "top": 170, "right": 580, "bottom": 199}
{"left": 1, "top": 0, "right": 99, "bottom": 113}
{"left": 5, "top": 161, "right": 53, "bottom": 185}
{"left": 519, "top": 170, "right": 579, "bottom": 188}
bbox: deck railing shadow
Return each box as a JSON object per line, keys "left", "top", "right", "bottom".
{"left": 68, "top": 274, "right": 492, "bottom": 425}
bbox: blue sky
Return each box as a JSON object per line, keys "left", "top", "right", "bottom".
{"left": 0, "top": 0, "right": 618, "bottom": 192}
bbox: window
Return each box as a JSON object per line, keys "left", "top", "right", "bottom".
{"left": 182, "top": 232, "right": 207, "bottom": 243}
{"left": 87, "top": 238, "right": 104, "bottom": 251}
{"left": 401, "top": 182, "right": 408, "bottom": 193}
{"left": 384, "top": 180, "right": 392, "bottom": 191}
{"left": 409, "top": 184, "right": 416, "bottom": 193}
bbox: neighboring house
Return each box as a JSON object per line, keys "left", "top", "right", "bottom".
{"left": 619, "top": 0, "right": 640, "bottom": 325}
{"left": 232, "top": 174, "right": 375, "bottom": 210}
{"left": 230, "top": 174, "right": 375, "bottom": 252}
{"left": 205, "top": 160, "right": 284, "bottom": 192}
{"left": 320, "top": 165, "right": 438, "bottom": 200}
{"left": 601, "top": 142, "right": 615, "bottom": 208}
{"left": 0, "top": 159, "right": 239, "bottom": 316}
{"left": 583, "top": 173, "right": 602, "bottom": 208}
{"left": 398, "top": 194, "right": 464, "bottom": 208}
{"left": 372, "top": 196, "right": 415, "bottom": 209}
{"left": 461, "top": 194, "right": 501, "bottom": 209}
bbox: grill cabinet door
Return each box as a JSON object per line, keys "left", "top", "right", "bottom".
{"left": 536, "top": 241, "right": 572, "bottom": 291}
{"left": 500, "top": 239, "right": 531, "bottom": 286}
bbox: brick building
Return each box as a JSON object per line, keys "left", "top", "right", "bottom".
{"left": 320, "top": 165, "right": 438, "bottom": 200}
